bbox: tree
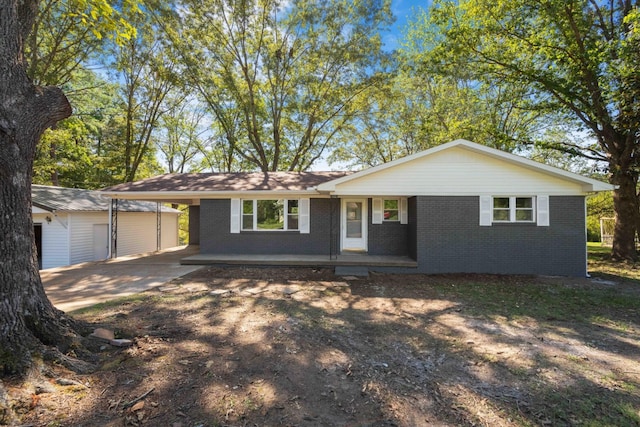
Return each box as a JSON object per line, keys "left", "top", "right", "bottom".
{"left": 0, "top": 0, "right": 75, "bottom": 376}
{"left": 0, "top": 0, "right": 137, "bottom": 377}
{"left": 416, "top": 0, "right": 640, "bottom": 260}
{"left": 26, "top": 0, "right": 137, "bottom": 188}
{"left": 156, "top": 97, "right": 212, "bottom": 173}
{"left": 106, "top": 8, "right": 177, "bottom": 182}
{"left": 33, "top": 68, "right": 121, "bottom": 188}
{"left": 330, "top": 63, "right": 547, "bottom": 168}
{"left": 170, "top": 0, "right": 393, "bottom": 172}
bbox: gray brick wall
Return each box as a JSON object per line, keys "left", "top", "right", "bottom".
{"left": 408, "top": 197, "right": 417, "bottom": 259}
{"left": 200, "top": 198, "right": 332, "bottom": 255}
{"left": 409, "top": 195, "right": 586, "bottom": 276}
{"left": 367, "top": 199, "right": 409, "bottom": 256}
{"left": 199, "top": 195, "right": 586, "bottom": 276}
{"left": 188, "top": 205, "right": 200, "bottom": 245}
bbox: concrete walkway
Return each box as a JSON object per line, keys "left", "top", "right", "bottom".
{"left": 41, "top": 246, "right": 202, "bottom": 312}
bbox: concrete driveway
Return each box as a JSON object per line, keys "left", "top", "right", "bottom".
{"left": 41, "top": 246, "right": 203, "bottom": 312}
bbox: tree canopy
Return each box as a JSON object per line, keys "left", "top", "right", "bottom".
{"left": 408, "top": 0, "right": 640, "bottom": 259}
{"left": 168, "top": 0, "right": 394, "bottom": 172}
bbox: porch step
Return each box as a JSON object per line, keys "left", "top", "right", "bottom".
{"left": 334, "top": 265, "right": 369, "bottom": 277}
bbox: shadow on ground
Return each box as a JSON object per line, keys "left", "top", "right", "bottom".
{"left": 12, "top": 267, "right": 640, "bottom": 426}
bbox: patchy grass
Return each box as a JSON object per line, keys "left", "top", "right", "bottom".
{"left": 8, "top": 258, "right": 640, "bottom": 427}
{"left": 588, "top": 242, "right": 640, "bottom": 281}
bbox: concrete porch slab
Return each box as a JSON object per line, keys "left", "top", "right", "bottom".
{"left": 181, "top": 253, "right": 417, "bottom": 268}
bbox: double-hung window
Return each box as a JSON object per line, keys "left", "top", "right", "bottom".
{"left": 492, "top": 197, "right": 535, "bottom": 223}
{"left": 241, "top": 199, "right": 299, "bottom": 231}
{"left": 383, "top": 199, "right": 399, "bottom": 221}
{"left": 372, "top": 197, "right": 408, "bottom": 224}
{"left": 480, "top": 195, "right": 548, "bottom": 226}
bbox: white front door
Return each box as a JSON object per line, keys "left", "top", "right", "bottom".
{"left": 341, "top": 199, "right": 367, "bottom": 252}
{"left": 93, "top": 224, "right": 109, "bottom": 261}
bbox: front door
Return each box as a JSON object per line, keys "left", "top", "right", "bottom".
{"left": 341, "top": 199, "right": 367, "bottom": 252}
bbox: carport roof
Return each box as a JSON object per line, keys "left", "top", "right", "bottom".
{"left": 32, "top": 185, "right": 181, "bottom": 213}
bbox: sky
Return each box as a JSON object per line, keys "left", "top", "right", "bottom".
{"left": 383, "top": 0, "right": 432, "bottom": 51}
{"left": 310, "top": 0, "right": 432, "bottom": 171}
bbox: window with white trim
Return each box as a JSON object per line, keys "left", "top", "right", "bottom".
{"left": 372, "top": 197, "right": 408, "bottom": 224}
{"left": 383, "top": 199, "right": 399, "bottom": 221}
{"left": 241, "top": 199, "right": 299, "bottom": 231}
{"left": 493, "top": 196, "right": 535, "bottom": 223}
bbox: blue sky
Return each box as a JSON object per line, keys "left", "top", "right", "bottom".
{"left": 383, "top": 0, "right": 432, "bottom": 51}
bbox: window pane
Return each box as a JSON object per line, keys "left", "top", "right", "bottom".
{"left": 288, "top": 199, "right": 299, "bottom": 214}
{"left": 346, "top": 202, "right": 363, "bottom": 237}
{"left": 385, "top": 210, "right": 399, "bottom": 221}
{"left": 288, "top": 215, "right": 299, "bottom": 230}
{"left": 516, "top": 197, "right": 532, "bottom": 208}
{"left": 242, "top": 215, "right": 253, "bottom": 230}
{"left": 493, "top": 197, "right": 510, "bottom": 208}
{"left": 383, "top": 199, "right": 399, "bottom": 221}
{"left": 347, "top": 202, "right": 362, "bottom": 220}
{"left": 242, "top": 200, "right": 253, "bottom": 214}
{"left": 493, "top": 210, "right": 510, "bottom": 221}
{"left": 257, "top": 200, "right": 284, "bottom": 230}
{"left": 516, "top": 210, "right": 533, "bottom": 221}
{"left": 384, "top": 199, "right": 398, "bottom": 210}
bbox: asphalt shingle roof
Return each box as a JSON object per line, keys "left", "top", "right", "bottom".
{"left": 101, "top": 171, "right": 353, "bottom": 193}
{"left": 32, "top": 185, "right": 181, "bottom": 213}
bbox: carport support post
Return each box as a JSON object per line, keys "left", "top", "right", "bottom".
{"left": 110, "top": 198, "right": 118, "bottom": 258}
{"left": 156, "top": 202, "right": 161, "bottom": 251}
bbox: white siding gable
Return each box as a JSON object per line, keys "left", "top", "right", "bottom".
{"left": 331, "top": 146, "right": 587, "bottom": 196}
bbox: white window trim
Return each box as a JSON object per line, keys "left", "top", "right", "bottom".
{"left": 240, "top": 198, "right": 301, "bottom": 232}
{"left": 481, "top": 195, "right": 549, "bottom": 226}
{"left": 492, "top": 196, "right": 536, "bottom": 223}
{"left": 372, "top": 197, "right": 408, "bottom": 225}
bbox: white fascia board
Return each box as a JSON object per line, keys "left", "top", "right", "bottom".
{"left": 330, "top": 190, "right": 587, "bottom": 197}
{"left": 317, "top": 139, "right": 615, "bottom": 193}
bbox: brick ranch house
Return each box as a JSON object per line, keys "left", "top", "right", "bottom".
{"left": 102, "top": 139, "right": 613, "bottom": 277}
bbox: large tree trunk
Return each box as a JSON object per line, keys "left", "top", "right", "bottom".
{"left": 1, "top": 0, "right": 77, "bottom": 375}
{"left": 610, "top": 167, "right": 639, "bottom": 261}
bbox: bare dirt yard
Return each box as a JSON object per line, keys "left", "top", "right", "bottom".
{"left": 4, "top": 261, "right": 640, "bottom": 426}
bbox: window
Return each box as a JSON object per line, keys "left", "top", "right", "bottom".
{"left": 241, "top": 199, "right": 299, "bottom": 231}
{"left": 493, "top": 196, "right": 535, "bottom": 223}
{"left": 287, "top": 199, "right": 299, "bottom": 230}
{"left": 372, "top": 197, "right": 407, "bottom": 224}
{"left": 383, "top": 199, "right": 399, "bottom": 221}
